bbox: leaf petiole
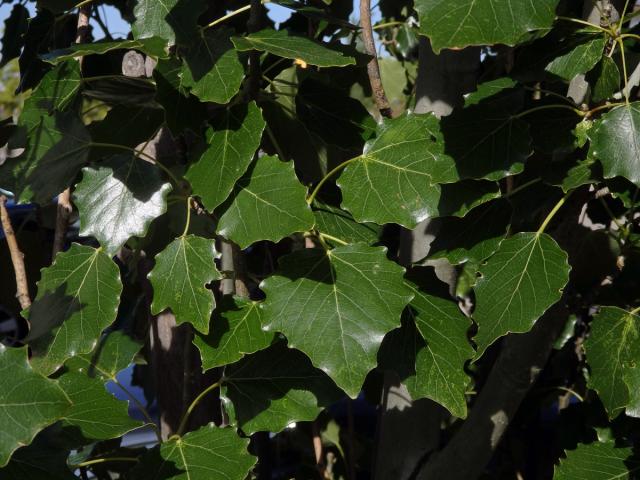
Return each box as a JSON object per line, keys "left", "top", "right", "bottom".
{"left": 176, "top": 381, "right": 222, "bottom": 437}
{"left": 537, "top": 190, "right": 573, "bottom": 235}
{"left": 306, "top": 157, "right": 360, "bottom": 205}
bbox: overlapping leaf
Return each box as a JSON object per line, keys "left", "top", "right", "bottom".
{"left": 132, "top": 0, "right": 204, "bottom": 46}
{"left": 473, "top": 232, "right": 570, "bottom": 357}
{"left": 313, "top": 201, "right": 381, "bottom": 245}
{"left": 194, "top": 296, "right": 272, "bottom": 370}
{"left": 186, "top": 102, "right": 265, "bottom": 212}
{"left": 181, "top": 28, "right": 244, "bottom": 104}
{"left": 133, "top": 425, "right": 256, "bottom": 480}
{"left": 74, "top": 155, "right": 172, "bottom": 255}
{"left": 148, "top": 235, "right": 221, "bottom": 334}
{"left": 232, "top": 29, "right": 356, "bottom": 67}
{"left": 338, "top": 113, "right": 455, "bottom": 228}
{"left": 217, "top": 155, "right": 314, "bottom": 248}
{"left": 589, "top": 102, "right": 640, "bottom": 186}
{"left": 41, "top": 38, "right": 168, "bottom": 63}
{"left": 0, "top": 346, "right": 71, "bottom": 467}
{"left": 261, "top": 244, "right": 413, "bottom": 397}
{"left": 555, "top": 442, "right": 640, "bottom": 479}
{"left": 415, "top": 0, "right": 560, "bottom": 53}
{"left": 545, "top": 35, "right": 606, "bottom": 81}
{"left": 26, "top": 244, "right": 123, "bottom": 375}
{"left": 584, "top": 307, "right": 640, "bottom": 418}
{"left": 222, "top": 341, "right": 343, "bottom": 434}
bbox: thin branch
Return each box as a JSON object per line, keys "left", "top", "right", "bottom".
{"left": 360, "top": 0, "right": 392, "bottom": 118}
{"left": 0, "top": 196, "right": 31, "bottom": 310}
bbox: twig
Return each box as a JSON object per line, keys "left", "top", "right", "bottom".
{"left": 52, "top": 5, "right": 91, "bottom": 258}
{"left": 0, "top": 196, "right": 31, "bottom": 310}
{"left": 360, "top": 0, "right": 392, "bottom": 118}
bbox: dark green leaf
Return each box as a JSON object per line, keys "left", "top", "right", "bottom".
{"left": 194, "top": 296, "right": 272, "bottom": 370}
{"left": 133, "top": 425, "right": 256, "bottom": 480}
{"left": 232, "top": 29, "right": 356, "bottom": 67}
{"left": 132, "top": 0, "right": 205, "bottom": 46}
{"left": 42, "top": 37, "right": 169, "bottom": 64}
{"left": 0, "top": 346, "right": 71, "bottom": 467}
{"left": 415, "top": 0, "right": 561, "bottom": 53}
{"left": 584, "top": 307, "right": 640, "bottom": 418}
{"left": 429, "top": 199, "right": 511, "bottom": 265}
{"left": 26, "top": 244, "right": 123, "bottom": 376}
{"left": 545, "top": 35, "right": 605, "bottom": 81}
{"left": 437, "top": 180, "right": 501, "bottom": 217}
{"left": 186, "top": 102, "right": 265, "bottom": 212}
{"left": 262, "top": 244, "right": 413, "bottom": 397}
{"left": 555, "top": 442, "right": 640, "bottom": 479}
{"left": 1, "top": 5, "right": 29, "bottom": 68}
{"left": 148, "top": 235, "right": 221, "bottom": 334}
{"left": 74, "top": 155, "right": 172, "bottom": 255}
{"left": 222, "top": 341, "right": 343, "bottom": 434}
{"left": 29, "top": 61, "right": 81, "bottom": 112}
{"left": 338, "top": 113, "right": 455, "bottom": 228}
{"left": 69, "top": 330, "right": 142, "bottom": 381}
{"left": 181, "top": 28, "right": 244, "bottom": 104}
{"left": 313, "top": 201, "right": 381, "bottom": 245}
{"left": 591, "top": 56, "right": 620, "bottom": 102}
{"left": 217, "top": 155, "right": 314, "bottom": 248}
{"left": 589, "top": 102, "right": 640, "bottom": 186}
{"left": 473, "top": 232, "right": 570, "bottom": 357}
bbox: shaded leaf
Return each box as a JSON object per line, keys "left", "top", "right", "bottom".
{"left": 545, "top": 34, "right": 605, "bottom": 81}
{"left": 591, "top": 56, "right": 620, "bottom": 102}
{"left": 186, "top": 102, "right": 265, "bottom": 212}
{"left": 313, "top": 201, "right": 381, "bottom": 245}
{"left": 473, "top": 232, "right": 570, "bottom": 357}
{"left": 338, "top": 113, "right": 455, "bottom": 228}
{"left": 26, "top": 244, "right": 123, "bottom": 375}
{"left": 555, "top": 442, "right": 640, "bottom": 479}
{"left": 584, "top": 307, "right": 640, "bottom": 418}
{"left": 262, "top": 244, "right": 413, "bottom": 397}
{"left": 132, "top": 0, "right": 205, "bottom": 46}
{"left": 217, "top": 155, "right": 314, "bottom": 248}
{"left": 437, "top": 180, "right": 501, "bottom": 217}
{"left": 429, "top": 198, "right": 512, "bottom": 265}
{"left": 70, "top": 330, "right": 142, "bottom": 381}
{"left": 41, "top": 37, "right": 168, "bottom": 63}
{"left": 74, "top": 155, "right": 172, "bottom": 255}
{"left": 0, "top": 346, "right": 71, "bottom": 467}
{"left": 194, "top": 296, "right": 272, "bottom": 370}
{"left": 181, "top": 28, "right": 244, "bottom": 104}
{"left": 148, "top": 235, "right": 221, "bottom": 334}
{"left": 416, "top": 0, "right": 560, "bottom": 53}
{"left": 589, "top": 102, "right": 640, "bottom": 186}
{"left": 232, "top": 29, "right": 356, "bottom": 67}
{"left": 0, "top": 5, "right": 29, "bottom": 68}
{"left": 133, "top": 424, "right": 256, "bottom": 480}
{"left": 222, "top": 341, "right": 343, "bottom": 434}
{"left": 28, "top": 60, "right": 81, "bottom": 112}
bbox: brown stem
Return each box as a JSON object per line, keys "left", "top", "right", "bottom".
{"left": 247, "top": 0, "right": 263, "bottom": 100}
{"left": 52, "top": 6, "right": 91, "bottom": 258}
{"left": 360, "top": 0, "right": 392, "bottom": 118}
{"left": 0, "top": 196, "right": 31, "bottom": 310}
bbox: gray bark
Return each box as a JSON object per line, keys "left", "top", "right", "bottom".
{"left": 373, "top": 39, "right": 480, "bottom": 480}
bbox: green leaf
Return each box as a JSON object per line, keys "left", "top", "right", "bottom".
{"left": 232, "top": 29, "right": 356, "bottom": 67}
{"left": 545, "top": 35, "right": 606, "bottom": 81}
{"left": 437, "top": 180, "right": 501, "bottom": 217}
{"left": 440, "top": 98, "right": 532, "bottom": 181}
{"left": 217, "top": 155, "right": 314, "bottom": 248}
{"left": 41, "top": 38, "right": 169, "bottom": 64}
{"left": 338, "top": 113, "right": 455, "bottom": 228}
{"left": 26, "top": 244, "right": 123, "bottom": 376}
{"left": 380, "top": 272, "right": 472, "bottom": 418}
{"left": 555, "top": 442, "right": 640, "bottom": 479}
{"left": 58, "top": 371, "right": 142, "bottom": 440}
{"left": 222, "top": 341, "right": 343, "bottom": 434}
{"left": 194, "top": 296, "right": 272, "bottom": 370}
{"left": 313, "top": 201, "right": 381, "bottom": 245}
{"left": 74, "top": 155, "right": 172, "bottom": 255}
{"left": 0, "top": 4, "right": 29, "bottom": 68}
{"left": 133, "top": 425, "right": 257, "bottom": 480}
{"left": 29, "top": 61, "right": 82, "bottom": 112}
{"left": 148, "top": 235, "right": 221, "bottom": 334}
{"left": 589, "top": 102, "right": 640, "bottom": 186}
{"left": 132, "top": 0, "right": 205, "bottom": 46}
{"left": 0, "top": 110, "right": 89, "bottom": 204}
{"left": 428, "top": 198, "right": 511, "bottom": 265}
{"left": 591, "top": 56, "right": 620, "bottom": 102}
{"left": 70, "top": 330, "right": 142, "bottom": 381}
{"left": 262, "top": 244, "right": 413, "bottom": 397}
{"left": 0, "top": 346, "right": 71, "bottom": 467}
{"left": 415, "top": 0, "right": 560, "bottom": 53}
{"left": 472, "top": 232, "right": 570, "bottom": 357}
{"left": 186, "top": 102, "right": 265, "bottom": 212}
{"left": 181, "top": 28, "right": 244, "bottom": 104}
{"left": 584, "top": 307, "right": 640, "bottom": 418}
